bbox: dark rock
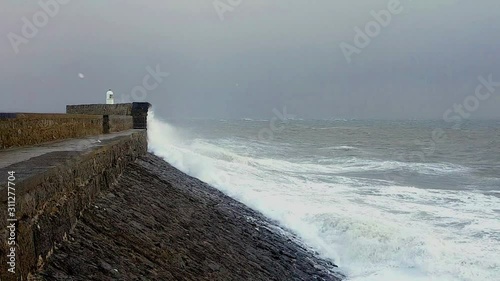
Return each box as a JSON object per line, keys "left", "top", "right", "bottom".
{"left": 208, "top": 262, "right": 221, "bottom": 272}
{"left": 99, "top": 261, "right": 113, "bottom": 272}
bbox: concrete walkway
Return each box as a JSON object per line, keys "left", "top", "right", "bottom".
{"left": 0, "top": 129, "right": 145, "bottom": 186}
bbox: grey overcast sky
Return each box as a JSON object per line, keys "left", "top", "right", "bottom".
{"left": 1, "top": 0, "right": 499, "bottom": 119}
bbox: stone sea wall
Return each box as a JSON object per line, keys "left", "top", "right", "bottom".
{"left": 0, "top": 130, "right": 147, "bottom": 280}
{"left": 66, "top": 104, "right": 133, "bottom": 116}
{"left": 67, "top": 102, "right": 150, "bottom": 130}
{"left": 37, "top": 154, "right": 343, "bottom": 280}
{"left": 0, "top": 114, "right": 103, "bottom": 150}
{"left": 0, "top": 106, "right": 141, "bottom": 150}
{"left": 108, "top": 115, "right": 134, "bottom": 133}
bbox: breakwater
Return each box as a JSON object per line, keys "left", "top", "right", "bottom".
{"left": 0, "top": 102, "right": 150, "bottom": 150}
{"left": 1, "top": 102, "right": 342, "bottom": 280}
{"left": 38, "top": 153, "right": 342, "bottom": 280}
{"left": 0, "top": 103, "right": 150, "bottom": 280}
{"left": 0, "top": 113, "right": 104, "bottom": 150}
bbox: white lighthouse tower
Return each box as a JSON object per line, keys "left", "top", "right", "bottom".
{"left": 106, "top": 89, "right": 114, "bottom": 104}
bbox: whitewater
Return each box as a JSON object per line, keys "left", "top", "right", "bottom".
{"left": 147, "top": 111, "right": 500, "bottom": 281}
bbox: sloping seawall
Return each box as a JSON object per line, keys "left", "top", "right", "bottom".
{"left": 0, "top": 130, "right": 147, "bottom": 280}
{"left": 38, "top": 153, "right": 342, "bottom": 281}
{"left": 0, "top": 103, "right": 342, "bottom": 280}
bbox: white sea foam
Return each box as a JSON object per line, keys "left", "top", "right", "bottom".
{"left": 147, "top": 111, "right": 500, "bottom": 281}
{"left": 320, "top": 145, "right": 358, "bottom": 150}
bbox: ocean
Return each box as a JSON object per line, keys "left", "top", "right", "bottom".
{"left": 147, "top": 111, "right": 500, "bottom": 281}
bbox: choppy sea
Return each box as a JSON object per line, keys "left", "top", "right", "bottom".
{"left": 148, "top": 111, "right": 500, "bottom": 281}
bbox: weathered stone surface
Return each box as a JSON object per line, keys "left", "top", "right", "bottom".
{"left": 38, "top": 154, "right": 344, "bottom": 281}
{"left": 66, "top": 104, "right": 133, "bottom": 116}
{"left": 0, "top": 114, "right": 103, "bottom": 149}
{"left": 0, "top": 130, "right": 147, "bottom": 280}
{"left": 131, "top": 102, "right": 150, "bottom": 129}
{"left": 66, "top": 103, "right": 150, "bottom": 129}
{"left": 108, "top": 115, "right": 134, "bottom": 133}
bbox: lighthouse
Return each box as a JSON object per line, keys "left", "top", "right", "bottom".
{"left": 106, "top": 89, "right": 114, "bottom": 104}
